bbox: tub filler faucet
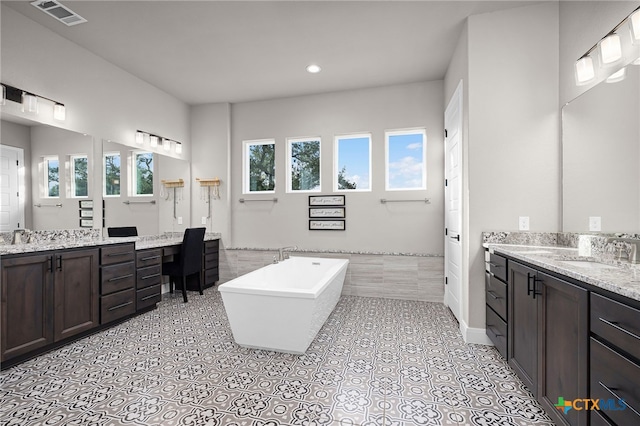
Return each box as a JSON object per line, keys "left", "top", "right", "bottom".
{"left": 278, "top": 246, "right": 298, "bottom": 261}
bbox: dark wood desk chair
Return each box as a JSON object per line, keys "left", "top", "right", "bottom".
{"left": 107, "top": 226, "right": 138, "bottom": 237}
{"left": 162, "top": 227, "right": 206, "bottom": 303}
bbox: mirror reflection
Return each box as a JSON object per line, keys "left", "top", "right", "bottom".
{"left": 563, "top": 65, "right": 640, "bottom": 232}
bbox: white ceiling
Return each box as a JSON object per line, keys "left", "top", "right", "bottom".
{"left": 5, "top": 1, "right": 538, "bottom": 105}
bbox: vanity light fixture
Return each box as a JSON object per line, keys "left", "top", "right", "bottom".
{"left": 135, "top": 130, "right": 182, "bottom": 154}
{"left": 22, "top": 92, "right": 39, "bottom": 113}
{"left": 53, "top": 103, "right": 66, "bottom": 121}
{"left": 306, "top": 64, "right": 321, "bottom": 74}
{"left": 149, "top": 135, "right": 159, "bottom": 148}
{"left": 135, "top": 130, "right": 145, "bottom": 145}
{"left": 175, "top": 142, "right": 183, "bottom": 154}
{"left": 0, "top": 82, "right": 66, "bottom": 120}
{"left": 163, "top": 138, "right": 171, "bottom": 152}
{"left": 574, "top": 5, "right": 640, "bottom": 85}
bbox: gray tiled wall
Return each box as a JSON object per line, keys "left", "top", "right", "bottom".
{"left": 218, "top": 249, "right": 444, "bottom": 302}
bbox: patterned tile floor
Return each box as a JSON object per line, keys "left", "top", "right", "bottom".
{"left": 0, "top": 290, "right": 555, "bottom": 426}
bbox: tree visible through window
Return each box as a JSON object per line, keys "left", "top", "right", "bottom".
{"left": 244, "top": 140, "right": 275, "bottom": 193}
{"left": 104, "top": 153, "right": 121, "bottom": 196}
{"left": 134, "top": 152, "right": 154, "bottom": 196}
{"left": 70, "top": 155, "right": 88, "bottom": 197}
{"left": 385, "top": 129, "right": 427, "bottom": 190}
{"left": 334, "top": 134, "right": 371, "bottom": 191}
{"left": 44, "top": 156, "right": 59, "bottom": 197}
{"left": 288, "top": 138, "right": 320, "bottom": 192}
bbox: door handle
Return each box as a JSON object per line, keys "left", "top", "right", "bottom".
{"left": 56, "top": 256, "right": 63, "bottom": 271}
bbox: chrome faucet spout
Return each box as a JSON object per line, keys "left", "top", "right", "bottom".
{"left": 278, "top": 245, "right": 298, "bottom": 261}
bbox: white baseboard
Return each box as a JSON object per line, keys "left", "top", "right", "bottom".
{"left": 460, "top": 319, "right": 493, "bottom": 345}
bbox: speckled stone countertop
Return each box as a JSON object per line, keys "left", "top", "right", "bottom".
{"left": 0, "top": 231, "right": 220, "bottom": 256}
{"left": 486, "top": 243, "right": 640, "bottom": 302}
{"left": 225, "top": 247, "right": 442, "bottom": 257}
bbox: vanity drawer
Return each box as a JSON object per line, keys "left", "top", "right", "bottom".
{"left": 136, "top": 249, "right": 162, "bottom": 268}
{"left": 591, "top": 293, "right": 640, "bottom": 360}
{"left": 101, "top": 244, "right": 135, "bottom": 266}
{"left": 486, "top": 305, "right": 507, "bottom": 358}
{"left": 137, "top": 265, "right": 162, "bottom": 290}
{"left": 488, "top": 253, "right": 507, "bottom": 282}
{"left": 136, "top": 284, "right": 161, "bottom": 311}
{"left": 590, "top": 338, "right": 640, "bottom": 426}
{"left": 486, "top": 273, "right": 507, "bottom": 321}
{"left": 101, "top": 262, "right": 135, "bottom": 295}
{"left": 204, "top": 267, "right": 219, "bottom": 286}
{"left": 204, "top": 253, "right": 218, "bottom": 270}
{"left": 101, "top": 289, "right": 135, "bottom": 324}
{"left": 204, "top": 240, "right": 219, "bottom": 254}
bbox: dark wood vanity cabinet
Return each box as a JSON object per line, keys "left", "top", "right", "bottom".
{"left": 506, "top": 259, "right": 592, "bottom": 426}
{"left": 485, "top": 252, "right": 508, "bottom": 358}
{"left": 100, "top": 243, "right": 136, "bottom": 324}
{"left": 203, "top": 239, "right": 219, "bottom": 288}
{"left": 1, "top": 248, "right": 99, "bottom": 362}
{"left": 136, "top": 248, "right": 162, "bottom": 311}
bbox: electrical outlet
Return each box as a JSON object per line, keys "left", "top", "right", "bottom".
{"left": 177, "top": 217, "right": 183, "bottom": 225}
{"left": 519, "top": 216, "right": 530, "bottom": 231}
{"left": 589, "top": 216, "right": 601, "bottom": 231}
{"left": 201, "top": 217, "right": 207, "bottom": 225}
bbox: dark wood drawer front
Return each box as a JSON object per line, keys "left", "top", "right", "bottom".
{"left": 204, "top": 240, "right": 219, "bottom": 254}
{"left": 137, "top": 265, "right": 162, "bottom": 290}
{"left": 486, "top": 305, "right": 507, "bottom": 358}
{"left": 101, "top": 244, "right": 135, "bottom": 266}
{"left": 488, "top": 253, "right": 507, "bottom": 282}
{"left": 590, "top": 410, "right": 614, "bottom": 426}
{"left": 591, "top": 293, "right": 640, "bottom": 360}
{"left": 204, "top": 253, "right": 218, "bottom": 269}
{"left": 136, "top": 249, "right": 162, "bottom": 268}
{"left": 101, "top": 262, "right": 135, "bottom": 295}
{"left": 590, "top": 338, "right": 640, "bottom": 426}
{"left": 101, "top": 289, "right": 135, "bottom": 324}
{"left": 137, "top": 285, "right": 161, "bottom": 311}
{"left": 486, "top": 273, "right": 507, "bottom": 321}
{"left": 205, "top": 267, "right": 219, "bottom": 285}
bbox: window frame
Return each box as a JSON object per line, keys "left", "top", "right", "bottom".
{"left": 286, "top": 136, "right": 322, "bottom": 193}
{"left": 333, "top": 133, "right": 372, "bottom": 192}
{"left": 131, "top": 150, "right": 154, "bottom": 197}
{"left": 103, "top": 151, "right": 121, "bottom": 197}
{"left": 243, "top": 139, "right": 276, "bottom": 194}
{"left": 69, "top": 154, "right": 89, "bottom": 198}
{"left": 384, "top": 128, "right": 427, "bottom": 191}
{"left": 42, "top": 155, "right": 60, "bottom": 198}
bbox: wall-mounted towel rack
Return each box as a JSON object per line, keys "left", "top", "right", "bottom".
{"left": 123, "top": 200, "right": 157, "bottom": 205}
{"left": 380, "top": 198, "right": 431, "bottom": 204}
{"left": 239, "top": 198, "right": 278, "bottom": 203}
{"left": 34, "top": 203, "right": 63, "bottom": 208}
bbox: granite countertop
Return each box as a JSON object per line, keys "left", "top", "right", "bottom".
{"left": 486, "top": 243, "right": 640, "bottom": 302}
{"left": 0, "top": 232, "right": 220, "bottom": 256}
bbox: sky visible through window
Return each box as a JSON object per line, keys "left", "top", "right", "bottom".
{"left": 337, "top": 136, "right": 370, "bottom": 190}
{"left": 387, "top": 132, "right": 425, "bottom": 190}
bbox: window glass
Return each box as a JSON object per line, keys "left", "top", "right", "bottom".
{"left": 288, "top": 137, "right": 321, "bottom": 192}
{"left": 385, "top": 129, "right": 427, "bottom": 190}
{"left": 244, "top": 140, "right": 276, "bottom": 193}
{"left": 70, "top": 155, "right": 89, "bottom": 197}
{"left": 134, "top": 152, "right": 154, "bottom": 196}
{"left": 334, "top": 134, "right": 371, "bottom": 191}
{"left": 104, "top": 152, "right": 121, "bottom": 196}
{"left": 44, "top": 156, "right": 59, "bottom": 197}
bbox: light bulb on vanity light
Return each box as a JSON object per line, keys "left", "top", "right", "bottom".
{"left": 135, "top": 131, "right": 145, "bottom": 145}
{"left": 149, "top": 135, "right": 159, "bottom": 148}
{"left": 599, "top": 33, "right": 622, "bottom": 65}
{"left": 575, "top": 56, "right": 595, "bottom": 85}
{"left": 175, "top": 142, "right": 183, "bottom": 154}
{"left": 163, "top": 138, "right": 171, "bottom": 151}
{"left": 53, "top": 103, "right": 66, "bottom": 121}
{"left": 22, "top": 92, "right": 38, "bottom": 113}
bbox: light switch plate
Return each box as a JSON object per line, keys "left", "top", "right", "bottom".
{"left": 201, "top": 217, "right": 207, "bottom": 225}
{"left": 589, "top": 216, "right": 601, "bottom": 231}
{"left": 177, "top": 217, "right": 183, "bottom": 225}
{"left": 519, "top": 216, "right": 530, "bottom": 231}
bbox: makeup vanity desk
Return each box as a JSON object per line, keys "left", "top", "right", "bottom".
{"left": 0, "top": 232, "right": 220, "bottom": 368}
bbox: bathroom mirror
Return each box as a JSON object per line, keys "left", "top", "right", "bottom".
{"left": 0, "top": 116, "right": 95, "bottom": 231}
{"left": 101, "top": 140, "right": 190, "bottom": 235}
{"left": 562, "top": 65, "right": 640, "bottom": 232}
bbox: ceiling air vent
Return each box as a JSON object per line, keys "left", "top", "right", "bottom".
{"left": 31, "top": 0, "right": 87, "bottom": 26}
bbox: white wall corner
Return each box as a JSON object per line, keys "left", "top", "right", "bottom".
{"left": 459, "top": 319, "right": 493, "bottom": 345}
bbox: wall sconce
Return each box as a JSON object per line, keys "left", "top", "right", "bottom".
{"left": 135, "top": 130, "right": 183, "bottom": 155}
{"left": 163, "top": 138, "right": 171, "bottom": 151}
{"left": 1, "top": 82, "right": 66, "bottom": 120}
{"left": 149, "top": 135, "right": 159, "bottom": 148}
{"left": 135, "top": 130, "right": 145, "bottom": 145}
{"left": 175, "top": 142, "right": 183, "bottom": 154}
{"left": 574, "top": 5, "right": 640, "bottom": 85}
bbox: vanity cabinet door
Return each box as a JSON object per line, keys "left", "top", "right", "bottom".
{"left": 1, "top": 253, "right": 54, "bottom": 362}
{"left": 53, "top": 248, "right": 100, "bottom": 342}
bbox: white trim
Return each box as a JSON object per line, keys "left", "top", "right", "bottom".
{"left": 286, "top": 136, "right": 321, "bottom": 193}
{"left": 384, "top": 128, "right": 427, "bottom": 191}
{"left": 459, "top": 319, "right": 493, "bottom": 345}
{"left": 333, "top": 133, "right": 372, "bottom": 192}
{"left": 242, "top": 138, "right": 276, "bottom": 194}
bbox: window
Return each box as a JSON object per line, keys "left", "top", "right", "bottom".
{"left": 243, "top": 139, "right": 275, "bottom": 193}
{"left": 43, "top": 156, "right": 59, "bottom": 198}
{"left": 133, "top": 151, "right": 154, "bottom": 196}
{"left": 104, "top": 152, "right": 121, "bottom": 196}
{"left": 70, "top": 155, "right": 89, "bottom": 198}
{"left": 385, "top": 129, "right": 427, "bottom": 191}
{"left": 287, "top": 137, "right": 321, "bottom": 192}
{"left": 334, "top": 133, "right": 371, "bottom": 191}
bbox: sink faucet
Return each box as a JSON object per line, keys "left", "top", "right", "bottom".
{"left": 11, "top": 229, "right": 26, "bottom": 245}
{"left": 278, "top": 246, "right": 298, "bottom": 261}
{"left": 605, "top": 237, "right": 640, "bottom": 263}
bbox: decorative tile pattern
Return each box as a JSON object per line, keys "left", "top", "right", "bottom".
{"left": 0, "top": 291, "right": 554, "bottom": 425}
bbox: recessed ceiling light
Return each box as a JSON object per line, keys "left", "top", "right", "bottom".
{"left": 306, "top": 64, "right": 321, "bottom": 74}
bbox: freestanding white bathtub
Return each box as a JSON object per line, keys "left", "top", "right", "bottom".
{"left": 218, "top": 256, "right": 349, "bottom": 354}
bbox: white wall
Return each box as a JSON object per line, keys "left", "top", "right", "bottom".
{"left": 228, "top": 82, "right": 444, "bottom": 254}
{"left": 0, "top": 120, "right": 33, "bottom": 228}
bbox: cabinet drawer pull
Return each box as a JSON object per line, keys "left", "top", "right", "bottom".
{"left": 487, "top": 325, "right": 503, "bottom": 337}
{"left": 108, "top": 252, "right": 130, "bottom": 257}
{"left": 488, "top": 262, "right": 503, "bottom": 268}
{"left": 487, "top": 291, "right": 500, "bottom": 299}
{"left": 598, "top": 381, "right": 640, "bottom": 417}
{"left": 141, "top": 255, "right": 161, "bottom": 261}
{"left": 108, "top": 301, "right": 133, "bottom": 311}
{"left": 141, "top": 273, "right": 161, "bottom": 280}
{"left": 140, "top": 294, "right": 158, "bottom": 301}
{"left": 108, "top": 273, "right": 133, "bottom": 282}
{"left": 598, "top": 317, "right": 640, "bottom": 341}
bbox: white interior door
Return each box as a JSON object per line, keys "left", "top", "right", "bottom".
{"left": 0, "top": 145, "right": 24, "bottom": 231}
{"left": 444, "top": 82, "right": 463, "bottom": 322}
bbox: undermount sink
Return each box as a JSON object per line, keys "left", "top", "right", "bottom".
{"left": 559, "top": 260, "right": 618, "bottom": 270}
